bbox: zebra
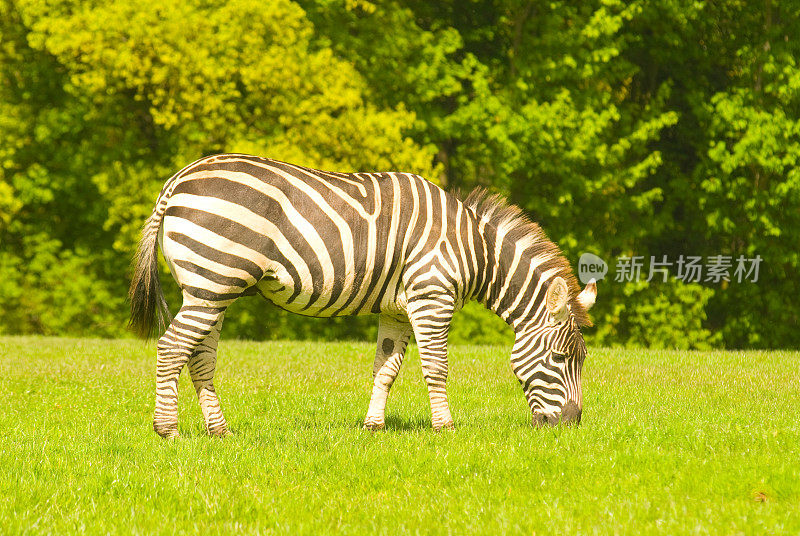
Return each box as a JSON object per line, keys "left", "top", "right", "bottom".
{"left": 129, "top": 153, "right": 597, "bottom": 438}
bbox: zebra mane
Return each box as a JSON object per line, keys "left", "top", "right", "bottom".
{"left": 463, "top": 188, "right": 592, "bottom": 327}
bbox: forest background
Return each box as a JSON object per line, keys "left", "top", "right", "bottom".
{"left": 1, "top": 0, "right": 798, "bottom": 349}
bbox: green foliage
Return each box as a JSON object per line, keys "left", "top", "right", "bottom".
{"left": 1, "top": 0, "right": 798, "bottom": 347}
{"left": 0, "top": 237, "right": 125, "bottom": 336}
{"left": 449, "top": 301, "right": 514, "bottom": 347}
{"left": 593, "top": 280, "right": 718, "bottom": 350}
{"left": 0, "top": 0, "right": 435, "bottom": 338}
{"left": 222, "top": 296, "right": 380, "bottom": 343}
{"left": 301, "top": 0, "right": 799, "bottom": 349}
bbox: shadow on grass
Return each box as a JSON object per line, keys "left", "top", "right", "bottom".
{"left": 347, "top": 414, "right": 431, "bottom": 432}
{"left": 172, "top": 414, "right": 571, "bottom": 439}
{"left": 383, "top": 414, "right": 431, "bottom": 431}
{"left": 171, "top": 410, "right": 567, "bottom": 438}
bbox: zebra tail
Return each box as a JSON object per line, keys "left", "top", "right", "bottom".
{"left": 128, "top": 211, "right": 171, "bottom": 340}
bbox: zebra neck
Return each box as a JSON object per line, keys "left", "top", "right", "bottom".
{"left": 477, "top": 234, "right": 550, "bottom": 334}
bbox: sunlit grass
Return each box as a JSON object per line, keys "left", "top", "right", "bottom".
{"left": 1, "top": 337, "right": 798, "bottom": 534}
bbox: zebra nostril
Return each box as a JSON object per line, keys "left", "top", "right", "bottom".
{"left": 531, "top": 413, "right": 548, "bottom": 428}
{"left": 560, "top": 401, "right": 582, "bottom": 425}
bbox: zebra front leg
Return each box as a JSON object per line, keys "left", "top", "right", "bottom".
{"left": 187, "top": 312, "right": 230, "bottom": 437}
{"left": 364, "top": 315, "right": 413, "bottom": 430}
{"left": 408, "top": 299, "right": 455, "bottom": 431}
{"left": 153, "top": 301, "right": 226, "bottom": 439}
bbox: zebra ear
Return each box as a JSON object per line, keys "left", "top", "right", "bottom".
{"left": 577, "top": 279, "right": 597, "bottom": 311}
{"left": 546, "top": 276, "right": 570, "bottom": 321}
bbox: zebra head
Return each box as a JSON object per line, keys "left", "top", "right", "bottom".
{"left": 512, "top": 276, "right": 597, "bottom": 427}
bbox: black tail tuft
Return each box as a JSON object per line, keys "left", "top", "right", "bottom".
{"left": 128, "top": 218, "right": 171, "bottom": 340}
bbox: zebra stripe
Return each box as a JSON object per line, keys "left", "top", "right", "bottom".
{"left": 128, "top": 153, "right": 596, "bottom": 437}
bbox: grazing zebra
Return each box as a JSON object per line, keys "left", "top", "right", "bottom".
{"left": 129, "top": 154, "right": 597, "bottom": 438}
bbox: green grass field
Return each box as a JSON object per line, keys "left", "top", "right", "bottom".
{"left": 1, "top": 337, "right": 798, "bottom": 534}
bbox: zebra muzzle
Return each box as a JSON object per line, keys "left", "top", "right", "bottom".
{"left": 531, "top": 401, "right": 582, "bottom": 427}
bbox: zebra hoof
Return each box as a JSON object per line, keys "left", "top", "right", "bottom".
{"left": 208, "top": 427, "right": 233, "bottom": 438}
{"left": 433, "top": 421, "right": 455, "bottom": 432}
{"left": 363, "top": 421, "right": 385, "bottom": 431}
{"left": 153, "top": 422, "right": 179, "bottom": 439}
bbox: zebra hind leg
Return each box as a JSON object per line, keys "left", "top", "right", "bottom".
{"left": 187, "top": 311, "right": 231, "bottom": 437}
{"left": 153, "top": 300, "right": 226, "bottom": 439}
{"left": 363, "top": 315, "right": 413, "bottom": 431}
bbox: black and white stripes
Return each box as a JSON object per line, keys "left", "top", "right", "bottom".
{"left": 129, "top": 153, "right": 597, "bottom": 437}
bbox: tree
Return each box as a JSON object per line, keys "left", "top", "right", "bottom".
{"left": 1, "top": 0, "right": 798, "bottom": 347}
{"left": 301, "top": 0, "right": 800, "bottom": 348}
{"left": 0, "top": 0, "right": 436, "bottom": 338}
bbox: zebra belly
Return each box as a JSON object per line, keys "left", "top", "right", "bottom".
{"left": 254, "top": 267, "right": 408, "bottom": 319}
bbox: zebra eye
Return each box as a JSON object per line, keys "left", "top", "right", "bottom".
{"left": 551, "top": 352, "right": 568, "bottom": 363}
